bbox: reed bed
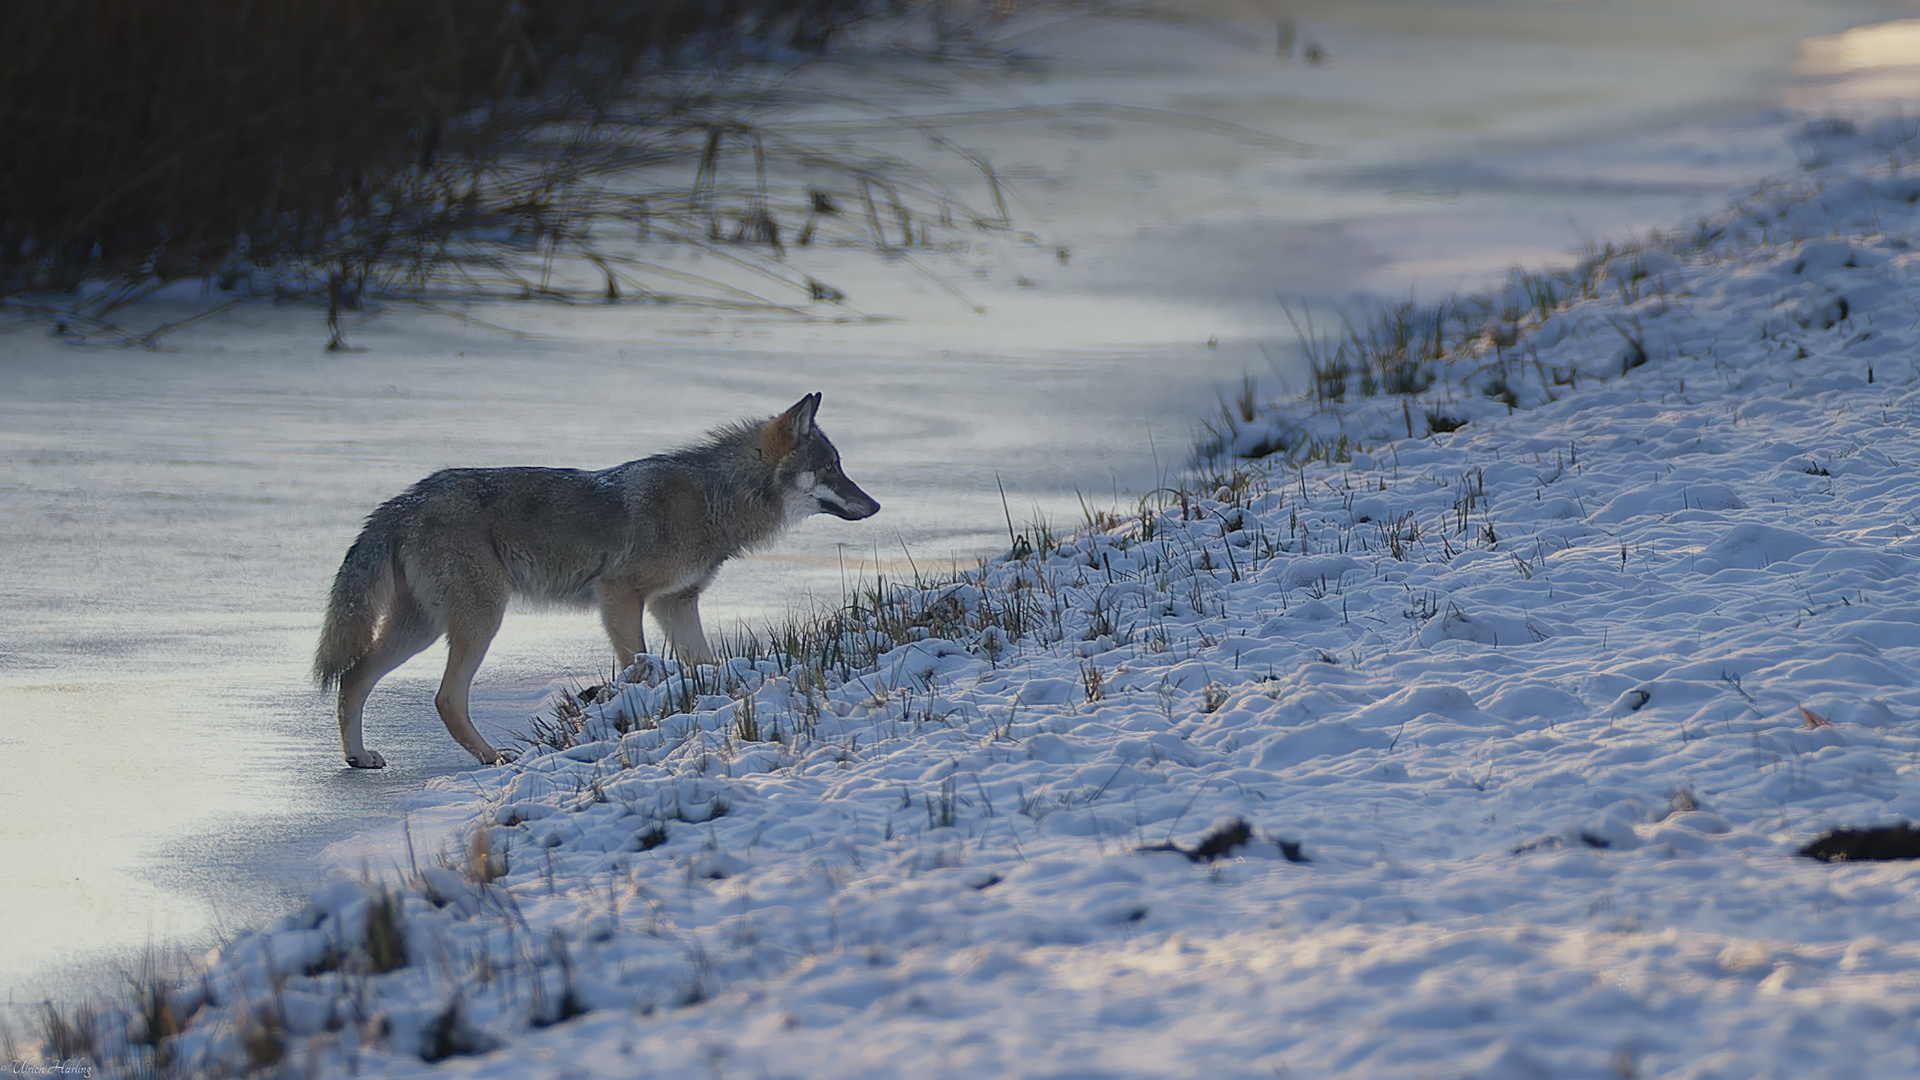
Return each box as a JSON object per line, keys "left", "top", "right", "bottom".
{"left": 0, "top": 1, "right": 908, "bottom": 302}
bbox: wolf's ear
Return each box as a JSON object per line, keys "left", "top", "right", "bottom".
{"left": 782, "top": 392, "right": 822, "bottom": 438}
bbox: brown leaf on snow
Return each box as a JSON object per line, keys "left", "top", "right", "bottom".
{"left": 1798, "top": 705, "right": 1831, "bottom": 728}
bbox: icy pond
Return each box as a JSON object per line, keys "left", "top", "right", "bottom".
{"left": 3, "top": 0, "right": 1915, "bottom": 1023}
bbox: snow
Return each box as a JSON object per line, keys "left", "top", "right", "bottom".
{"left": 50, "top": 111, "right": 1920, "bottom": 1078}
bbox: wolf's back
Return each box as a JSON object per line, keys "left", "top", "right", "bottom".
{"left": 314, "top": 499, "right": 405, "bottom": 689}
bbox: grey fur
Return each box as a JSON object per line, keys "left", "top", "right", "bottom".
{"left": 314, "top": 392, "right": 878, "bottom": 768}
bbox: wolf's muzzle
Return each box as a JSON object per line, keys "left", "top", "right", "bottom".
{"left": 822, "top": 481, "right": 880, "bottom": 521}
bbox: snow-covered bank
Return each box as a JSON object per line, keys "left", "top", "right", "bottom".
{"left": 45, "top": 119, "right": 1920, "bottom": 1080}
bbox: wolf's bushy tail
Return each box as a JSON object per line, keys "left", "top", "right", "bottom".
{"left": 314, "top": 507, "right": 401, "bottom": 690}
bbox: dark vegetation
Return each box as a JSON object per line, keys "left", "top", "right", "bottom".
{"left": 1800, "top": 823, "right": 1920, "bottom": 862}
{"left": 0, "top": 1, "right": 868, "bottom": 299}
{"left": 1135, "top": 816, "right": 1299, "bottom": 864}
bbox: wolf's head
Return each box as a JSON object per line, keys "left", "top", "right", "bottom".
{"left": 762, "top": 392, "right": 881, "bottom": 522}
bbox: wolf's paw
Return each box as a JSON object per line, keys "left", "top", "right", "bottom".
{"left": 346, "top": 750, "right": 387, "bottom": 769}
{"left": 490, "top": 747, "right": 519, "bottom": 765}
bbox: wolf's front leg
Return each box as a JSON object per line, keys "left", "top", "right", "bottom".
{"left": 595, "top": 584, "right": 646, "bottom": 671}
{"left": 651, "top": 589, "right": 716, "bottom": 664}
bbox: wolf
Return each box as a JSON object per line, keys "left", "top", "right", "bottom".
{"left": 314, "top": 393, "right": 879, "bottom": 768}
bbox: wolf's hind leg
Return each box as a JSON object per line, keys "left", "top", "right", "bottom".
{"left": 649, "top": 589, "right": 716, "bottom": 664}
{"left": 338, "top": 603, "right": 439, "bottom": 769}
{"left": 436, "top": 593, "right": 509, "bottom": 765}
{"left": 596, "top": 584, "right": 646, "bottom": 671}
